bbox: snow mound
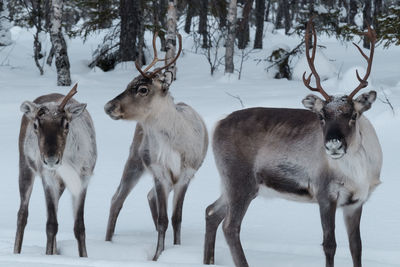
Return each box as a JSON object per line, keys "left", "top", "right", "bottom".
{"left": 292, "top": 49, "right": 337, "bottom": 82}
{"left": 338, "top": 66, "right": 373, "bottom": 95}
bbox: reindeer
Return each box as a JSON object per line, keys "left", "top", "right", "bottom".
{"left": 104, "top": 33, "right": 208, "bottom": 261}
{"left": 204, "top": 20, "right": 382, "bottom": 267}
{"left": 14, "top": 84, "right": 97, "bottom": 257}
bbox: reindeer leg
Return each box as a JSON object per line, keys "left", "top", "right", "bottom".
{"left": 14, "top": 162, "right": 35, "bottom": 254}
{"left": 343, "top": 204, "right": 363, "bottom": 267}
{"left": 147, "top": 187, "right": 158, "bottom": 229}
{"left": 105, "top": 125, "right": 145, "bottom": 241}
{"left": 73, "top": 188, "right": 88, "bottom": 257}
{"left": 172, "top": 170, "right": 194, "bottom": 245}
{"left": 223, "top": 195, "right": 253, "bottom": 267}
{"left": 42, "top": 176, "right": 62, "bottom": 255}
{"left": 318, "top": 198, "right": 337, "bottom": 267}
{"left": 203, "top": 196, "right": 227, "bottom": 265}
{"left": 105, "top": 144, "right": 145, "bottom": 241}
{"left": 152, "top": 175, "right": 171, "bottom": 261}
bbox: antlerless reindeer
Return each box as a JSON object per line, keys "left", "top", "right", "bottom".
{"left": 15, "top": 84, "right": 97, "bottom": 257}
{"left": 204, "top": 20, "right": 382, "bottom": 267}
{"left": 104, "top": 33, "right": 208, "bottom": 260}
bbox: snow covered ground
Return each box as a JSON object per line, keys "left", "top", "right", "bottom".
{"left": 0, "top": 26, "right": 399, "bottom": 267}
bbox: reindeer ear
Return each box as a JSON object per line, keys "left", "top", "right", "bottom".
{"left": 20, "top": 101, "right": 39, "bottom": 120}
{"left": 66, "top": 103, "right": 87, "bottom": 120}
{"left": 302, "top": 94, "right": 324, "bottom": 113}
{"left": 353, "top": 90, "right": 376, "bottom": 115}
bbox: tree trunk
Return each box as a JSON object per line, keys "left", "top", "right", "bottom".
{"left": 199, "top": 0, "right": 208, "bottom": 48}
{"left": 225, "top": 0, "right": 237, "bottom": 74}
{"left": 265, "top": 0, "right": 270, "bottom": 21}
{"left": 275, "top": 2, "right": 283, "bottom": 29}
{"left": 213, "top": 0, "right": 227, "bottom": 28}
{"left": 237, "top": 0, "right": 253, "bottom": 49}
{"left": 166, "top": 0, "right": 178, "bottom": 78}
{"left": 159, "top": 0, "right": 168, "bottom": 51}
{"left": 348, "top": 0, "right": 357, "bottom": 25}
{"left": 283, "top": 0, "right": 290, "bottom": 34}
{"left": 120, "top": 0, "right": 139, "bottom": 61}
{"left": 363, "top": 0, "right": 371, "bottom": 49}
{"left": 373, "top": 0, "right": 382, "bottom": 34}
{"left": 49, "top": 0, "right": 71, "bottom": 86}
{"left": 0, "top": 0, "right": 12, "bottom": 46}
{"left": 184, "top": 0, "right": 194, "bottom": 33}
{"left": 254, "top": 0, "right": 265, "bottom": 49}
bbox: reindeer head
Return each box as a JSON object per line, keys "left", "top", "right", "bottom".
{"left": 301, "top": 19, "right": 377, "bottom": 159}
{"left": 105, "top": 33, "right": 182, "bottom": 122}
{"left": 20, "top": 84, "right": 86, "bottom": 168}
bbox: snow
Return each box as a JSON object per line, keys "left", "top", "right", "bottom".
{"left": 0, "top": 24, "right": 400, "bottom": 267}
{"left": 292, "top": 48, "right": 337, "bottom": 82}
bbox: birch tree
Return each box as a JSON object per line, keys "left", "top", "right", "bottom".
{"left": 225, "top": 0, "right": 237, "bottom": 74}
{"left": 0, "top": 0, "right": 12, "bottom": 46}
{"left": 166, "top": 0, "right": 178, "bottom": 78}
{"left": 49, "top": 0, "right": 71, "bottom": 86}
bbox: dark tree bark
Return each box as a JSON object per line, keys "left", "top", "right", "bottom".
{"left": 211, "top": 0, "right": 227, "bottom": 28}
{"left": 348, "top": 0, "right": 357, "bottom": 25}
{"left": 265, "top": 0, "right": 270, "bottom": 21}
{"left": 199, "top": 0, "right": 208, "bottom": 48}
{"left": 363, "top": 0, "right": 372, "bottom": 49}
{"left": 32, "top": 0, "right": 44, "bottom": 75}
{"left": 50, "top": 0, "right": 71, "bottom": 86}
{"left": 184, "top": 0, "right": 194, "bottom": 33}
{"left": 254, "top": 0, "right": 265, "bottom": 49}
{"left": 237, "top": 0, "right": 253, "bottom": 49}
{"left": 159, "top": 0, "right": 168, "bottom": 51}
{"left": 275, "top": 2, "right": 283, "bottom": 28}
{"left": 283, "top": 0, "right": 290, "bottom": 34}
{"left": 373, "top": 0, "right": 382, "bottom": 33}
{"left": 120, "top": 0, "right": 140, "bottom": 61}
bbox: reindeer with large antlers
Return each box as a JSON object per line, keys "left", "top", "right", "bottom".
{"left": 15, "top": 84, "right": 97, "bottom": 257}
{"left": 104, "top": 33, "right": 208, "bottom": 260}
{"left": 204, "top": 19, "right": 381, "bottom": 267}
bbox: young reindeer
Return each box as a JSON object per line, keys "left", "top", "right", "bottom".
{"left": 14, "top": 84, "right": 97, "bottom": 257}
{"left": 104, "top": 33, "right": 208, "bottom": 260}
{"left": 204, "top": 20, "right": 381, "bottom": 267}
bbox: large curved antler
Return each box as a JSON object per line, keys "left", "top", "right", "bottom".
{"left": 135, "top": 32, "right": 182, "bottom": 79}
{"left": 302, "top": 18, "right": 331, "bottom": 101}
{"left": 348, "top": 25, "right": 376, "bottom": 100}
{"left": 59, "top": 83, "right": 78, "bottom": 110}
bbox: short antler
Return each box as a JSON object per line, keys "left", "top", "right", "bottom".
{"left": 59, "top": 83, "right": 78, "bottom": 110}
{"left": 302, "top": 18, "right": 331, "bottom": 101}
{"left": 348, "top": 25, "right": 376, "bottom": 100}
{"left": 135, "top": 32, "right": 182, "bottom": 79}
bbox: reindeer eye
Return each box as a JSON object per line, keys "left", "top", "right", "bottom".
{"left": 137, "top": 86, "right": 148, "bottom": 96}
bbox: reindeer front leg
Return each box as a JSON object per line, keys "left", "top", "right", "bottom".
{"left": 73, "top": 188, "right": 88, "bottom": 257}
{"left": 318, "top": 197, "right": 337, "bottom": 267}
{"left": 151, "top": 166, "right": 172, "bottom": 261}
{"left": 343, "top": 205, "right": 363, "bottom": 267}
{"left": 41, "top": 176, "right": 63, "bottom": 255}
{"left": 14, "top": 161, "right": 35, "bottom": 254}
{"left": 106, "top": 124, "right": 145, "bottom": 241}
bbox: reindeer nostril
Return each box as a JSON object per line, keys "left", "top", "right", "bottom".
{"left": 104, "top": 102, "right": 115, "bottom": 114}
